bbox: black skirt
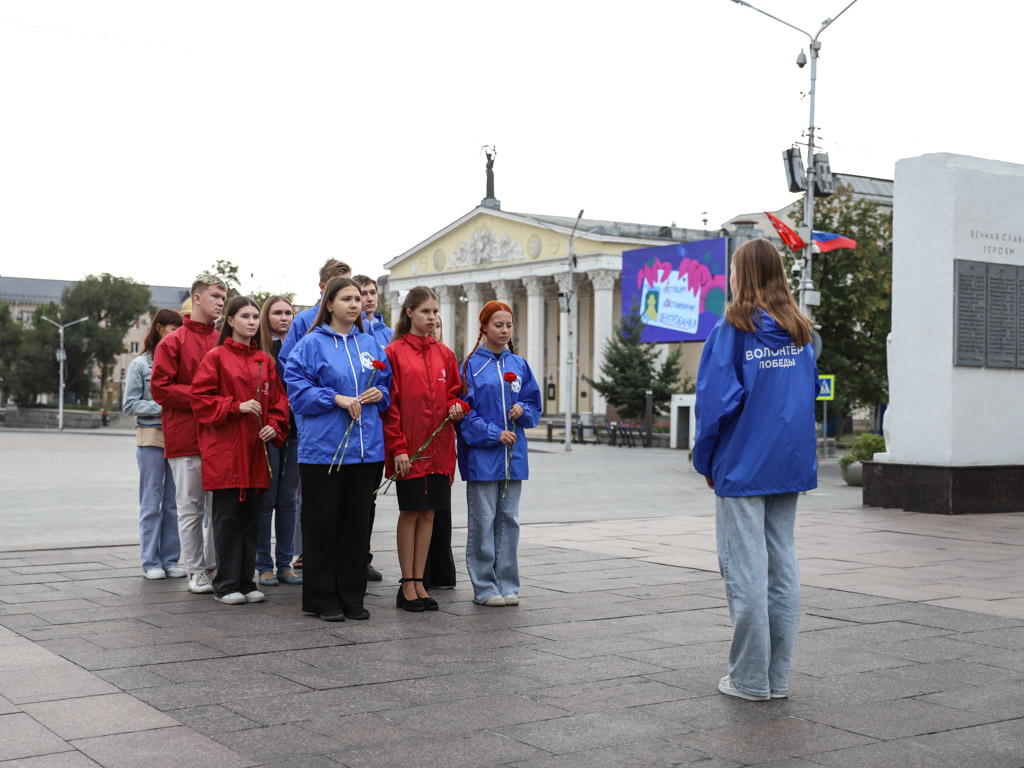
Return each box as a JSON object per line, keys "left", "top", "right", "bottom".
{"left": 396, "top": 473, "right": 451, "bottom": 511}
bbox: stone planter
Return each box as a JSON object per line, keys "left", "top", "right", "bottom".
{"left": 840, "top": 460, "right": 863, "bottom": 487}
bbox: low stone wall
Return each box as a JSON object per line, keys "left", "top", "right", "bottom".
{"left": 2, "top": 405, "right": 103, "bottom": 429}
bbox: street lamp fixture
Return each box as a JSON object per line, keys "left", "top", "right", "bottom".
{"left": 40, "top": 314, "right": 89, "bottom": 431}
{"left": 730, "top": 0, "right": 860, "bottom": 320}
{"left": 561, "top": 209, "right": 584, "bottom": 452}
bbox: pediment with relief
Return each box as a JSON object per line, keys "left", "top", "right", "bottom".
{"left": 447, "top": 226, "right": 525, "bottom": 268}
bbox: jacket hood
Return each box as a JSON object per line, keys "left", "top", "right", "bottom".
{"left": 311, "top": 323, "right": 364, "bottom": 342}
{"left": 183, "top": 314, "right": 217, "bottom": 335}
{"left": 223, "top": 338, "right": 259, "bottom": 355}
{"left": 470, "top": 346, "right": 510, "bottom": 363}
{"left": 752, "top": 310, "right": 799, "bottom": 350}
{"left": 397, "top": 332, "right": 436, "bottom": 351}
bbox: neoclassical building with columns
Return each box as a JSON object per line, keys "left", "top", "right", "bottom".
{"left": 383, "top": 203, "right": 717, "bottom": 419}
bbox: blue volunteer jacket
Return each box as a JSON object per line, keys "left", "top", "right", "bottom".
{"left": 693, "top": 311, "right": 818, "bottom": 497}
{"left": 282, "top": 323, "right": 392, "bottom": 465}
{"left": 456, "top": 347, "right": 542, "bottom": 482}
{"left": 363, "top": 312, "right": 394, "bottom": 348}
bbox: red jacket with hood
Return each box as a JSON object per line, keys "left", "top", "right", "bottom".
{"left": 150, "top": 314, "right": 219, "bottom": 458}
{"left": 383, "top": 333, "right": 467, "bottom": 482}
{"left": 190, "top": 338, "right": 288, "bottom": 491}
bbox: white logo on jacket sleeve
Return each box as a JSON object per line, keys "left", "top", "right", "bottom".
{"left": 510, "top": 376, "right": 522, "bottom": 393}
{"left": 359, "top": 351, "right": 375, "bottom": 371}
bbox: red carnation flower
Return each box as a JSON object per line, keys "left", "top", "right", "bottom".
{"left": 372, "top": 359, "right": 386, "bottom": 370}
{"left": 504, "top": 372, "right": 517, "bottom": 382}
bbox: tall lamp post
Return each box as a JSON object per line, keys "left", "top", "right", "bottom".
{"left": 731, "top": 0, "right": 859, "bottom": 320}
{"left": 40, "top": 314, "right": 89, "bottom": 431}
{"left": 559, "top": 209, "right": 584, "bottom": 452}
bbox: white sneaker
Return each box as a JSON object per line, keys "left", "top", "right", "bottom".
{"left": 165, "top": 565, "right": 187, "bottom": 578}
{"left": 244, "top": 590, "right": 265, "bottom": 603}
{"left": 214, "top": 592, "right": 245, "bottom": 605}
{"left": 718, "top": 675, "right": 770, "bottom": 702}
{"left": 502, "top": 595, "right": 519, "bottom": 606}
{"left": 144, "top": 568, "right": 166, "bottom": 580}
{"left": 482, "top": 596, "right": 505, "bottom": 607}
{"left": 188, "top": 572, "right": 215, "bottom": 594}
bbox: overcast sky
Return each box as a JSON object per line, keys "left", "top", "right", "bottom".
{"left": 1, "top": 1, "right": 1021, "bottom": 305}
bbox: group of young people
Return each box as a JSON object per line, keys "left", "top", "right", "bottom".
{"left": 123, "top": 238, "right": 816, "bottom": 701}
{"left": 123, "top": 258, "right": 541, "bottom": 622}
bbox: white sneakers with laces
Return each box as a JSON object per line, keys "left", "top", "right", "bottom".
{"left": 187, "top": 572, "right": 214, "bottom": 594}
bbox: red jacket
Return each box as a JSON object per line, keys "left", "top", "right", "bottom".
{"left": 150, "top": 315, "right": 219, "bottom": 458}
{"left": 383, "top": 333, "right": 466, "bottom": 481}
{"left": 190, "top": 339, "right": 289, "bottom": 491}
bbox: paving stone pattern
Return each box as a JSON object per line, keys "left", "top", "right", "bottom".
{"left": 2, "top": 530, "right": 1024, "bottom": 768}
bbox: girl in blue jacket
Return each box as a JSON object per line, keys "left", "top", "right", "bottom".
{"left": 457, "top": 301, "right": 542, "bottom": 606}
{"left": 282, "top": 277, "right": 392, "bottom": 622}
{"left": 694, "top": 238, "right": 818, "bottom": 703}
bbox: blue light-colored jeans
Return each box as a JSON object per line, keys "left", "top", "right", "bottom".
{"left": 466, "top": 480, "right": 522, "bottom": 603}
{"left": 256, "top": 438, "right": 300, "bottom": 574}
{"left": 715, "top": 492, "right": 800, "bottom": 698}
{"left": 136, "top": 446, "right": 180, "bottom": 572}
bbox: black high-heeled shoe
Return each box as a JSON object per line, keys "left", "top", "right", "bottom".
{"left": 397, "top": 578, "right": 425, "bottom": 612}
{"left": 409, "top": 577, "right": 438, "bottom": 611}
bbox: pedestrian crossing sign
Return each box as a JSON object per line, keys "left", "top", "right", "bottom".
{"left": 817, "top": 375, "right": 835, "bottom": 401}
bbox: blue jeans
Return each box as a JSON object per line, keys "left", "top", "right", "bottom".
{"left": 256, "top": 437, "right": 300, "bottom": 574}
{"left": 136, "top": 446, "right": 180, "bottom": 572}
{"left": 715, "top": 493, "right": 800, "bottom": 698}
{"left": 466, "top": 480, "right": 522, "bottom": 603}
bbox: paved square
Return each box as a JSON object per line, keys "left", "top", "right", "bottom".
{"left": 2, "top": 430, "right": 1024, "bottom": 766}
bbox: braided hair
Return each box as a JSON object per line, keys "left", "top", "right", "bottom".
{"left": 460, "top": 300, "right": 515, "bottom": 396}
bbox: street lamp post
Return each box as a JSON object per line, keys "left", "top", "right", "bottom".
{"left": 40, "top": 315, "right": 89, "bottom": 431}
{"left": 731, "top": 0, "right": 859, "bottom": 320}
{"left": 560, "top": 209, "right": 585, "bottom": 452}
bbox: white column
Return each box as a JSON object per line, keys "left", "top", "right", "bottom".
{"left": 386, "top": 291, "right": 400, "bottom": 330}
{"left": 588, "top": 269, "right": 617, "bottom": 418}
{"left": 463, "top": 283, "right": 485, "bottom": 358}
{"left": 434, "top": 285, "right": 457, "bottom": 349}
{"left": 492, "top": 279, "right": 515, "bottom": 307}
{"left": 521, "top": 276, "right": 547, "bottom": 381}
{"left": 552, "top": 272, "right": 577, "bottom": 416}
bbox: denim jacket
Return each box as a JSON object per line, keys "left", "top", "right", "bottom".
{"left": 122, "top": 353, "right": 163, "bottom": 428}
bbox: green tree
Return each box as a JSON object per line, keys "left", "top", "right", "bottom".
{"left": 0, "top": 304, "right": 24, "bottom": 403}
{"left": 206, "top": 259, "right": 242, "bottom": 297}
{"left": 62, "top": 275, "right": 151, "bottom": 401}
{"left": 250, "top": 290, "right": 296, "bottom": 311}
{"left": 790, "top": 185, "right": 893, "bottom": 423}
{"left": 586, "top": 304, "right": 687, "bottom": 420}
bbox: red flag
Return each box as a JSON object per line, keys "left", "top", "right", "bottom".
{"left": 764, "top": 211, "right": 806, "bottom": 251}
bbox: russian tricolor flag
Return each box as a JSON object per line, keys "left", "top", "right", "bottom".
{"left": 812, "top": 231, "right": 857, "bottom": 252}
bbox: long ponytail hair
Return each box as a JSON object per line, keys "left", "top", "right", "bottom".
{"left": 392, "top": 285, "right": 438, "bottom": 342}
{"left": 460, "top": 300, "right": 515, "bottom": 395}
{"left": 725, "top": 238, "right": 812, "bottom": 346}
{"left": 306, "top": 277, "right": 365, "bottom": 335}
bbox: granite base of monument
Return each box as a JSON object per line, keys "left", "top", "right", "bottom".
{"left": 863, "top": 462, "right": 1024, "bottom": 515}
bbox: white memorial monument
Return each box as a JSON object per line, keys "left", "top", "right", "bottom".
{"left": 867, "top": 153, "right": 1024, "bottom": 514}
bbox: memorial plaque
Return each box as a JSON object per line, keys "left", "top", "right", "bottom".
{"left": 1018, "top": 265, "right": 1024, "bottom": 369}
{"left": 986, "top": 263, "right": 1017, "bottom": 368}
{"left": 954, "top": 259, "right": 986, "bottom": 366}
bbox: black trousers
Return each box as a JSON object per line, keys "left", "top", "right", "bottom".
{"left": 211, "top": 488, "right": 261, "bottom": 597}
{"left": 424, "top": 505, "right": 456, "bottom": 590}
{"left": 368, "top": 463, "right": 384, "bottom": 565}
{"left": 299, "top": 462, "right": 381, "bottom": 615}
